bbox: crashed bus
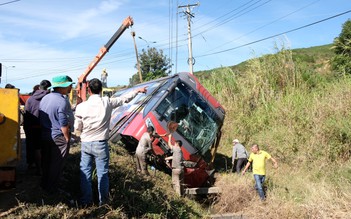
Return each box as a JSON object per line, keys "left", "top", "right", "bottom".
{"left": 109, "top": 72, "right": 225, "bottom": 189}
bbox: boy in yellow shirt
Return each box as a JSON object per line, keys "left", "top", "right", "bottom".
{"left": 242, "top": 144, "right": 278, "bottom": 200}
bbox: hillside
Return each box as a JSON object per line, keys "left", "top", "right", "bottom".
{"left": 2, "top": 44, "right": 350, "bottom": 218}
{"left": 197, "top": 44, "right": 350, "bottom": 218}
{"left": 196, "top": 44, "right": 334, "bottom": 77}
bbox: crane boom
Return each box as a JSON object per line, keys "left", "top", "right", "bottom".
{"left": 76, "top": 16, "right": 133, "bottom": 103}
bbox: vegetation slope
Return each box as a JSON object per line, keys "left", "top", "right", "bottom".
{"left": 197, "top": 43, "right": 351, "bottom": 218}
{"left": 1, "top": 44, "right": 350, "bottom": 219}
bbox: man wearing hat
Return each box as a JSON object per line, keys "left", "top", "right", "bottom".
{"left": 232, "top": 139, "right": 249, "bottom": 174}
{"left": 39, "top": 75, "right": 75, "bottom": 194}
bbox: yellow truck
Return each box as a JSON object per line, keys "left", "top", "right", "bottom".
{"left": 68, "top": 87, "right": 117, "bottom": 107}
{"left": 102, "top": 87, "right": 116, "bottom": 97}
{"left": 0, "top": 88, "right": 21, "bottom": 189}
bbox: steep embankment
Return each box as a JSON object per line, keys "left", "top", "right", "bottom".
{"left": 198, "top": 44, "right": 351, "bottom": 218}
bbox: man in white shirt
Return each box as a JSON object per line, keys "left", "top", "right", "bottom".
{"left": 74, "top": 78, "right": 146, "bottom": 206}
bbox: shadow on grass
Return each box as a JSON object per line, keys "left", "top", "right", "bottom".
{"left": 108, "top": 164, "right": 201, "bottom": 218}
{"left": 4, "top": 143, "right": 204, "bottom": 218}
{"left": 213, "top": 152, "right": 251, "bottom": 175}
{"left": 213, "top": 152, "right": 233, "bottom": 173}
{"left": 66, "top": 144, "right": 202, "bottom": 218}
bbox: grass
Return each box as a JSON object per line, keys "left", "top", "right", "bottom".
{"left": 2, "top": 44, "right": 351, "bottom": 218}
{"left": 1, "top": 144, "right": 207, "bottom": 218}
{"left": 198, "top": 45, "right": 351, "bottom": 218}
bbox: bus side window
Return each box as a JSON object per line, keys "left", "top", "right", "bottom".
{"left": 156, "top": 97, "right": 172, "bottom": 120}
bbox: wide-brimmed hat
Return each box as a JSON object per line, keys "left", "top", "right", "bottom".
{"left": 50, "top": 75, "right": 75, "bottom": 89}
{"left": 233, "top": 139, "right": 239, "bottom": 143}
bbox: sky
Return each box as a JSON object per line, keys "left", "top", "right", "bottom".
{"left": 0, "top": 0, "right": 350, "bottom": 93}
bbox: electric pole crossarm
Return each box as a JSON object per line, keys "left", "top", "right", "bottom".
{"left": 178, "top": 3, "right": 200, "bottom": 9}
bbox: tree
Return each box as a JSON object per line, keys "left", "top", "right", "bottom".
{"left": 129, "top": 47, "right": 171, "bottom": 85}
{"left": 331, "top": 19, "right": 351, "bottom": 74}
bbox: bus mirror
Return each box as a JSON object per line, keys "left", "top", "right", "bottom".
{"left": 167, "top": 121, "right": 178, "bottom": 133}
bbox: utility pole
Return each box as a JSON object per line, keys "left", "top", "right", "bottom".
{"left": 131, "top": 31, "right": 143, "bottom": 83}
{"left": 178, "top": 2, "right": 199, "bottom": 75}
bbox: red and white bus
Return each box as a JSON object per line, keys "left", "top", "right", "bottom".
{"left": 109, "top": 72, "right": 225, "bottom": 188}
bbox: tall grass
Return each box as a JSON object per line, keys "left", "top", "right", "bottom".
{"left": 199, "top": 46, "right": 351, "bottom": 218}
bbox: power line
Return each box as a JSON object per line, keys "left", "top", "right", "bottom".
{"left": 197, "top": 9, "right": 351, "bottom": 58}
{"left": 9, "top": 54, "right": 137, "bottom": 81}
{"left": 204, "top": 0, "right": 321, "bottom": 53}
{"left": 0, "top": 0, "right": 20, "bottom": 6}
{"left": 192, "top": 0, "right": 273, "bottom": 39}
{"left": 192, "top": 0, "right": 262, "bottom": 32}
{"left": 194, "top": 0, "right": 256, "bottom": 25}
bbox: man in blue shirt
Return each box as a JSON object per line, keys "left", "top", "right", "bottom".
{"left": 39, "top": 75, "right": 75, "bottom": 194}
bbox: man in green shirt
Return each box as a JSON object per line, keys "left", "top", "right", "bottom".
{"left": 242, "top": 144, "right": 278, "bottom": 200}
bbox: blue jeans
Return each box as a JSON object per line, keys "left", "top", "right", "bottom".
{"left": 80, "top": 140, "right": 109, "bottom": 206}
{"left": 254, "top": 174, "right": 266, "bottom": 200}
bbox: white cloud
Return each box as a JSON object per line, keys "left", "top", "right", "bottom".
{"left": 1, "top": 0, "right": 349, "bottom": 93}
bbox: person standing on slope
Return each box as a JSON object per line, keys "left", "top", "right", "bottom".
{"left": 231, "top": 139, "right": 249, "bottom": 174}
{"left": 242, "top": 144, "right": 278, "bottom": 201}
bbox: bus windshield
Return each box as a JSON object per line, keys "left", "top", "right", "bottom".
{"left": 155, "top": 82, "right": 220, "bottom": 155}
{"left": 109, "top": 79, "right": 167, "bottom": 130}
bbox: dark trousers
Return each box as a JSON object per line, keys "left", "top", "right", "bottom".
{"left": 24, "top": 127, "right": 41, "bottom": 165}
{"left": 41, "top": 135, "right": 70, "bottom": 193}
{"left": 233, "top": 158, "right": 248, "bottom": 174}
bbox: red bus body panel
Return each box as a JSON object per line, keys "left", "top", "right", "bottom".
{"left": 109, "top": 72, "right": 225, "bottom": 188}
